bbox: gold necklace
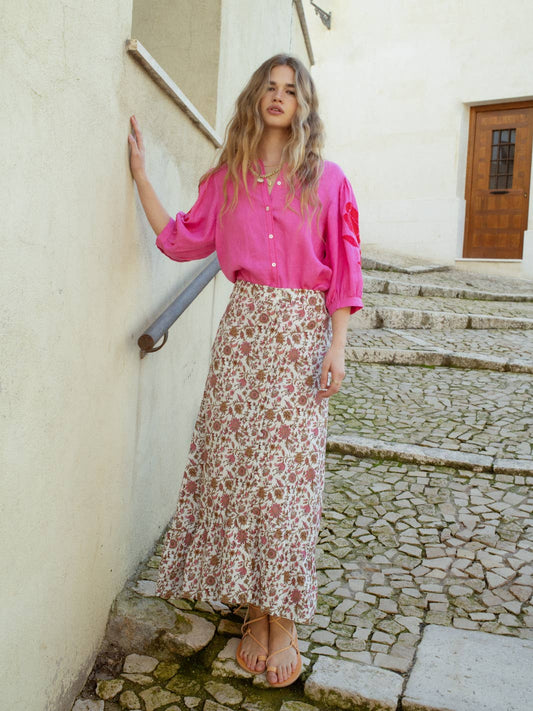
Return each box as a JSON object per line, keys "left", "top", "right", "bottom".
{"left": 249, "top": 162, "right": 281, "bottom": 187}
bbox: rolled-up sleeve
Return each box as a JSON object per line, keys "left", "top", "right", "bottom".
{"left": 324, "top": 175, "right": 364, "bottom": 316}
{"left": 155, "top": 172, "right": 219, "bottom": 262}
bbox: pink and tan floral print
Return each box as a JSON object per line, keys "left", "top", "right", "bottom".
{"left": 155, "top": 279, "right": 333, "bottom": 623}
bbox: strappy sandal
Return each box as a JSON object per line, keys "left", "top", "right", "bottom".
{"left": 265, "top": 616, "right": 302, "bottom": 688}
{"left": 235, "top": 605, "right": 269, "bottom": 674}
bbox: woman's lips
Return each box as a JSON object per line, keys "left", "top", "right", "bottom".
{"left": 267, "top": 106, "right": 284, "bottom": 115}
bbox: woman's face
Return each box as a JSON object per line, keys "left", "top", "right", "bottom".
{"left": 259, "top": 64, "right": 298, "bottom": 130}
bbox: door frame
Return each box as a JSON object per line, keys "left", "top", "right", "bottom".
{"left": 463, "top": 99, "right": 533, "bottom": 259}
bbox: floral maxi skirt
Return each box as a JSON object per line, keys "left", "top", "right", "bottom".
{"left": 154, "top": 278, "right": 333, "bottom": 623}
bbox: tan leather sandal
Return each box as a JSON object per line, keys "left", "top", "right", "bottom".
{"left": 265, "top": 615, "right": 302, "bottom": 687}
{"left": 235, "top": 605, "right": 269, "bottom": 674}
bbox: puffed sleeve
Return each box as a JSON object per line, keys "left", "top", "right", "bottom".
{"left": 324, "top": 174, "right": 364, "bottom": 316}
{"left": 155, "top": 171, "right": 219, "bottom": 262}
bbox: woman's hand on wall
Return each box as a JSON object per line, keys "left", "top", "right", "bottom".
{"left": 128, "top": 115, "right": 147, "bottom": 182}
{"left": 127, "top": 115, "right": 171, "bottom": 236}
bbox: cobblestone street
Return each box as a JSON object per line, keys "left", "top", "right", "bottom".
{"left": 73, "top": 257, "right": 533, "bottom": 711}
{"left": 329, "top": 363, "right": 533, "bottom": 459}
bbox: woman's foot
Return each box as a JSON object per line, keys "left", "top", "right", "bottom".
{"left": 266, "top": 615, "right": 301, "bottom": 685}
{"left": 238, "top": 604, "right": 269, "bottom": 673}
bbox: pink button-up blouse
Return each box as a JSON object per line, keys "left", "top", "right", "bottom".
{"left": 155, "top": 159, "right": 364, "bottom": 316}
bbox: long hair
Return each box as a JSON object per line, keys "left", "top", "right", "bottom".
{"left": 201, "top": 53, "right": 325, "bottom": 220}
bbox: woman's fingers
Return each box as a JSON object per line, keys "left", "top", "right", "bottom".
{"left": 131, "top": 115, "right": 144, "bottom": 150}
{"left": 316, "top": 352, "right": 344, "bottom": 403}
{"left": 128, "top": 115, "right": 147, "bottom": 181}
{"left": 320, "top": 358, "right": 330, "bottom": 390}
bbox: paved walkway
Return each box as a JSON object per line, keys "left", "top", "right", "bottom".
{"left": 329, "top": 363, "right": 533, "bottom": 459}
{"left": 72, "top": 258, "right": 533, "bottom": 711}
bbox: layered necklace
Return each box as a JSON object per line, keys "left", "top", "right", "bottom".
{"left": 249, "top": 161, "right": 281, "bottom": 188}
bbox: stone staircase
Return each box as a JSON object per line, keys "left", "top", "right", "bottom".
{"left": 72, "top": 257, "right": 533, "bottom": 711}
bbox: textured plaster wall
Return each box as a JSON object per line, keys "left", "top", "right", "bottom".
{"left": 309, "top": 0, "right": 533, "bottom": 276}
{"left": 132, "top": 0, "right": 222, "bottom": 126}
{"left": 0, "top": 1, "right": 309, "bottom": 710}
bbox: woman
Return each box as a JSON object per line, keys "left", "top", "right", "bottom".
{"left": 128, "top": 53, "right": 363, "bottom": 688}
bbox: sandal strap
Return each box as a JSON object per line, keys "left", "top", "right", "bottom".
{"left": 268, "top": 616, "right": 297, "bottom": 642}
{"left": 242, "top": 612, "right": 269, "bottom": 630}
{"left": 265, "top": 617, "right": 299, "bottom": 669}
{"left": 266, "top": 643, "right": 293, "bottom": 665}
{"left": 240, "top": 611, "right": 269, "bottom": 655}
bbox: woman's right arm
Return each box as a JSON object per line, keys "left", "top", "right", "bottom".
{"left": 128, "top": 115, "right": 171, "bottom": 235}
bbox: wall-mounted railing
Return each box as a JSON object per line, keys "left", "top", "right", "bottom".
{"left": 126, "top": 39, "right": 223, "bottom": 357}
{"left": 138, "top": 255, "right": 220, "bottom": 358}
{"left": 294, "top": 0, "right": 316, "bottom": 64}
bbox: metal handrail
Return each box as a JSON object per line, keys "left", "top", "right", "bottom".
{"left": 138, "top": 254, "right": 221, "bottom": 358}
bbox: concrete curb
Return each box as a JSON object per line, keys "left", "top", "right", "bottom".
{"left": 350, "top": 306, "right": 533, "bottom": 330}
{"left": 363, "top": 274, "right": 533, "bottom": 303}
{"left": 344, "top": 346, "right": 533, "bottom": 374}
{"left": 327, "top": 433, "right": 533, "bottom": 477}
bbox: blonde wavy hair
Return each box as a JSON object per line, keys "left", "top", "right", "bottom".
{"left": 201, "top": 53, "right": 325, "bottom": 220}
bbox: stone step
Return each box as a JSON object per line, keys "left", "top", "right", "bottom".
{"left": 363, "top": 266, "right": 533, "bottom": 297}
{"left": 360, "top": 293, "right": 533, "bottom": 320}
{"left": 403, "top": 625, "right": 533, "bottom": 711}
{"left": 362, "top": 256, "right": 450, "bottom": 274}
{"left": 347, "top": 328, "right": 533, "bottom": 363}
{"left": 345, "top": 345, "right": 533, "bottom": 374}
{"left": 364, "top": 274, "right": 533, "bottom": 303}
{"left": 327, "top": 432, "right": 533, "bottom": 477}
{"left": 329, "top": 361, "right": 533, "bottom": 462}
{"left": 304, "top": 625, "right": 533, "bottom": 711}
{"left": 351, "top": 306, "right": 533, "bottom": 330}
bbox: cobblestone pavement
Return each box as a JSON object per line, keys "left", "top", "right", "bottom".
{"left": 361, "top": 293, "right": 533, "bottom": 319}
{"left": 72, "top": 261, "right": 533, "bottom": 711}
{"left": 347, "top": 328, "right": 533, "bottom": 360}
{"left": 329, "top": 362, "right": 533, "bottom": 460}
{"left": 74, "top": 453, "right": 533, "bottom": 711}
{"left": 311, "top": 452, "right": 533, "bottom": 662}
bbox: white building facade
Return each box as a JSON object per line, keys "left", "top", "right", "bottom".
{"left": 310, "top": 0, "right": 533, "bottom": 277}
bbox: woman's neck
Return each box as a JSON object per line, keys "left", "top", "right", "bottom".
{"left": 257, "top": 128, "right": 289, "bottom": 167}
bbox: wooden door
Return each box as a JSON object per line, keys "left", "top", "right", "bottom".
{"left": 463, "top": 103, "right": 533, "bottom": 258}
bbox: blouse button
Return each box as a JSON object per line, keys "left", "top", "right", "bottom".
{"left": 268, "top": 233, "right": 274, "bottom": 239}
{"left": 272, "top": 262, "right": 276, "bottom": 267}
{"left": 265, "top": 206, "right": 270, "bottom": 211}
{"left": 277, "top": 180, "right": 282, "bottom": 185}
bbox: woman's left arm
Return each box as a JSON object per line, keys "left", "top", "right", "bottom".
{"left": 316, "top": 306, "right": 351, "bottom": 403}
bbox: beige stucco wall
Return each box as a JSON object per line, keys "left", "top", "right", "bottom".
{"left": 132, "top": 0, "right": 222, "bottom": 126}
{"left": 0, "top": 1, "right": 311, "bottom": 710}
{"left": 309, "top": 0, "right": 533, "bottom": 277}
{"left": 216, "top": 0, "right": 311, "bottom": 135}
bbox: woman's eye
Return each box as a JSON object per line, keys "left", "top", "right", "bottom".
{"left": 287, "top": 90, "right": 296, "bottom": 95}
